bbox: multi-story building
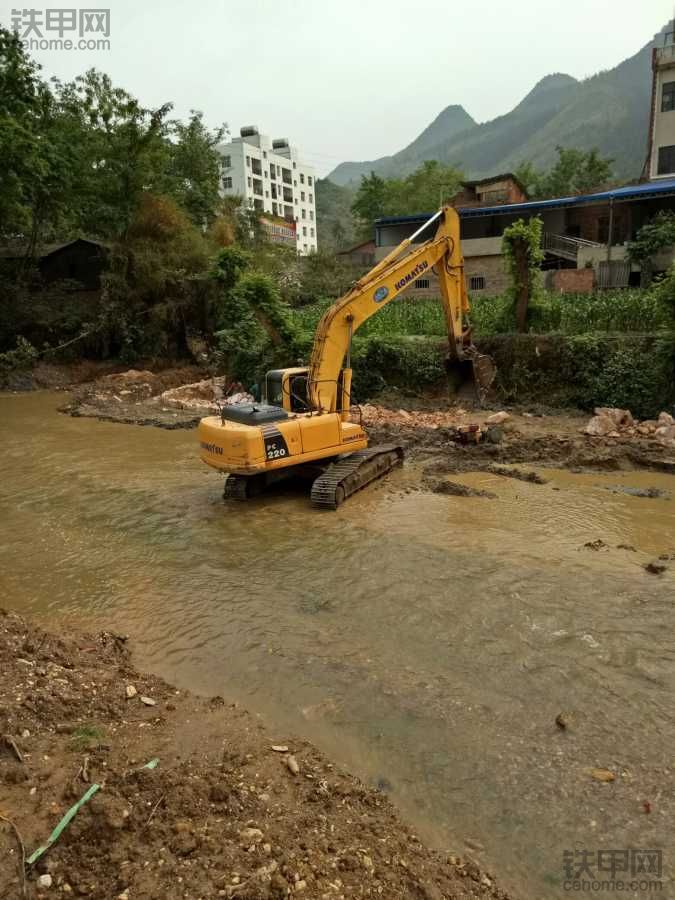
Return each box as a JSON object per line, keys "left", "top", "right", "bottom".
{"left": 218, "top": 126, "right": 317, "bottom": 254}
{"left": 647, "top": 24, "right": 675, "bottom": 180}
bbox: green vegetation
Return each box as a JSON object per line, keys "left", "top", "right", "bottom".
{"left": 351, "top": 161, "right": 463, "bottom": 238}
{"left": 479, "top": 333, "right": 675, "bottom": 418}
{"left": 294, "top": 289, "right": 672, "bottom": 341}
{"left": 501, "top": 218, "right": 545, "bottom": 330}
{"left": 70, "top": 724, "right": 105, "bottom": 751}
{"left": 515, "top": 148, "right": 614, "bottom": 200}
{"left": 315, "top": 178, "right": 356, "bottom": 250}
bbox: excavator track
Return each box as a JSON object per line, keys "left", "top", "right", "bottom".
{"left": 310, "top": 445, "right": 404, "bottom": 509}
{"left": 223, "top": 474, "right": 255, "bottom": 501}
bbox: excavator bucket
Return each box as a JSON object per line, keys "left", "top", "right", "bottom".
{"left": 445, "top": 347, "right": 497, "bottom": 405}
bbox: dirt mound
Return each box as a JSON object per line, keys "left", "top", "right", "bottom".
{"left": 158, "top": 379, "right": 253, "bottom": 412}
{"left": 0, "top": 611, "right": 510, "bottom": 900}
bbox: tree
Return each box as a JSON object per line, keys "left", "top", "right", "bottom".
{"left": 627, "top": 211, "right": 675, "bottom": 285}
{"left": 515, "top": 147, "right": 614, "bottom": 200}
{"left": 0, "top": 28, "right": 74, "bottom": 248}
{"left": 351, "top": 172, "right": 391, "bottom": 238}
{"left": 396, "top": 160, "right": 463, "bottom": 213}
{"left": 164, "top": 111, "right": 227, "bottom": 227}
{"left": 502, "top": 218, "right": 544, "bottom": 332}
{"left": 351, "top": 161, "right": 464, "bottom": 239}
{"left": 55, "top": 69, "right": 173, "bottom": 238}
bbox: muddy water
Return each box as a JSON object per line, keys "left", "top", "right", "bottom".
{"left": 2, "top": 392, "right": 675, "bottom": 897}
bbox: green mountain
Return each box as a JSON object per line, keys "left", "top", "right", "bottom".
{"left": 328, "top": 105, "right": 477, "bottom": 185}
{"left": 328, "top": 28, "right": 660, "bottom": 186}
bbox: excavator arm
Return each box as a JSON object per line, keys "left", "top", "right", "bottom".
{"left": 307, "top": 206, "right": 490, "bottom": 413}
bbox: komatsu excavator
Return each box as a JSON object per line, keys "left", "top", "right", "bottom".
{"left": 198, "top": 206, "right": 495, "bottom": 508}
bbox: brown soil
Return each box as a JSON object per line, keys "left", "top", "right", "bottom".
{"left": 0, "top": 610, "right": 510, "bottom": 900}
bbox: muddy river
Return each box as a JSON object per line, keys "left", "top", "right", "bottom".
{"left": 2, "top": 392, "right": 674, "bottom": 898}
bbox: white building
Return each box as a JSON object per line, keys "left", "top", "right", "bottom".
{"left": 218, "top": 126, "right": 317, "bottom": 254}
{"left": 648, "top": 25, "right": 675, "bottom": 180}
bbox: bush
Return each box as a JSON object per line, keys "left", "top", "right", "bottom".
{"left": 477, "top": 333, "right": 675, "bottom": 417}
{"left": 0, "top": 336, "right": 38, "bottom": 383}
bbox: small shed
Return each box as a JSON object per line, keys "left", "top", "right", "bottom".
{"left": 0, "top": 238, "right": 109, "bottom": 290}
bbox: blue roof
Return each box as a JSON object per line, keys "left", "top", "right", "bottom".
{"left": 374, "top": 178, "right": 675, "bottom": 227}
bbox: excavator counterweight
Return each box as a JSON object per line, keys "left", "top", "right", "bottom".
{"left": 198, "top": 206, "right": 495, "bottom": 507}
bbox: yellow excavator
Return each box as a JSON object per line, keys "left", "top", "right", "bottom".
{"left": 198, "top": 206, "right": 495, "bottom": 507}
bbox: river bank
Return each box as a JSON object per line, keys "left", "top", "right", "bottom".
{"left": 52, "top": 364, "right": 675, "bottom": 476}
{"left": 0, "top": 609, "right": 508, "bottom": 900}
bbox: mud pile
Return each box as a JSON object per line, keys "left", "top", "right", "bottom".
{"left": 0, "top": 610, "right": 509, "bottom": 900}
{"left": 158, "top": 378, "right": 253, "bottom": 412}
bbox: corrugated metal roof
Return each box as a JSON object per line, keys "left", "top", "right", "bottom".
{"left": 374, "top": 178, "right": 675, "bottom": 227}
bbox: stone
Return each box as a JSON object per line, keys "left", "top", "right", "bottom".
{"left": 486, "top": 411, "right": 510, "bottom": 425}
{"left": 590, "top": 768, "right": 615, "bottom": 782}
{"left": 139, "top": 696, "right": 156, "bottom": 706}
{"left": 584, "top": 415, "right": 615, "bottom": 437}
{"left": 285, "top": 754, "right": 300, "bottom": 775}
{"left": 125, "top": 685, "right": 137, "bottom": 699}
{"left": 239, "top": 827, "right": 264, "bottom": 845}
{"left": 37, "top": 874, "right": 53, "bottom": 888}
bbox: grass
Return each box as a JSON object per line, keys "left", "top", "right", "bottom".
{"left": 70, "top": 724, "right": 105, "bottom": 751}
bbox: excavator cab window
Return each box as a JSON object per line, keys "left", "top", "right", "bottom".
{"left": 264, "top": 371, "right": 284, "bottom": 407}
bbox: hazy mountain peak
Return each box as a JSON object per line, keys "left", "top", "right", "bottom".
{"left": 327, "top": 28, "right": 656, "bottom": 186}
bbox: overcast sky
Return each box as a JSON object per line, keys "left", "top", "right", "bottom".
{"left": 2, "top": 0, "right": 673, "bottom": 175}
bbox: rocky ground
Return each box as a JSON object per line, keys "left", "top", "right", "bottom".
{"left": 0, "top": 611, "right": 510, "bottom": 900}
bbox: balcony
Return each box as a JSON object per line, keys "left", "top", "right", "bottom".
{"left": 283, "top": 188, "right": 293, "bottom": 203}
{"left": 251, "top": 159, "right": 262, "bottom": 176}
{"left": 282, "top": 168, "right": 292, "bottom": 185}
{"left": 252, "top": 179, "right": 263, "bottom": 197}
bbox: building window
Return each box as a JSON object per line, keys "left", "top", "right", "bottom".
{"left": 272, "top": 202, "right": 278, "bottom": 215}
{"left": 469, "top": 275, "right": 486, "bottom": 291}
{"left": 293, "top": 161, "right": 297, "bottom": 169}
{"left": 308, "top": 176, "right": 313, "bottom": 186}
{"left": 222, "top": 155, "right": 231, "bottom": 168}
{"left": 263, "top": 150, "right": 267, "bottom": 158}
{"left": 308, "top": 193, "right": 313, "bottom": 204}
{"left": 303, "top": 226, "right": 307, "bottom": 236}
{"left": 303, "top": 243, "right": 307, "bottom": 251}
{"left": 301, "top": 191, "right": 305, "bottom": 201}
{"left": 269, "top": 164, "right": 275, "bottom": 178}
{"left": 300, "top": 173, "right": 305, "bottom": 184}
{"left": 310, "top": 210, "right": 314, "bottom": 220}
{"left": 302, "top": 209, "right": 306, "bottom": 219}
{"left": 414, "top": 278, "right": 430, "bottom": 290}
{"left": 246, "top": 156, "right": 251, "bottom": 167}
{"left": 658, "top": 144, "right": 675, "bottom": 175}
{"left": 310, "top": 228, "right": 314, "bottom": 237}
{"left": 223, "top": 176, "right": 233, "bottom": 189}
{"left": 663, "top": 82, "right": 675, "bottom": 112}
{"left": 247, "top": 176, "right": 252, "bottom": 188}
{"left": 265, "top": 190, "right": 269, "bottom": 198}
